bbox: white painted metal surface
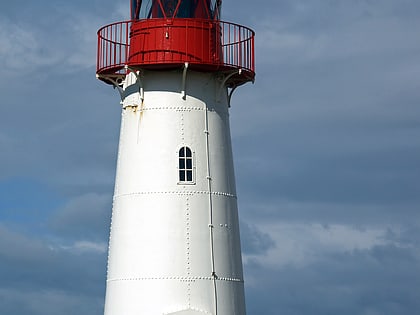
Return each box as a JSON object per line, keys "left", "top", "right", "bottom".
{"left": 104, "top": 69, "right": 246, "bottom": 315}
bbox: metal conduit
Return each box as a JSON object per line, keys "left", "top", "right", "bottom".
{"left": 203, "top": 101, "right": 218, "bottom": 315}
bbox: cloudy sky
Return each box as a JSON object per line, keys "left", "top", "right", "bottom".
{"left": 1, "top": 0, "right": 419, "bottom": 314}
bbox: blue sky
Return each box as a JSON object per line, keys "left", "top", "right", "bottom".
{"left": 1, "top": 0, "right": 419, "bottom": 314}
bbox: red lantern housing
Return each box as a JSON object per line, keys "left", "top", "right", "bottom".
{"left": 97, "top": 0, "right": 255, "bottom": 87}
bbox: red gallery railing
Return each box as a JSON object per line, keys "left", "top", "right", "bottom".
{"left": 97, "top": 21, "right": 130, "bottom": 75}
{"left": 97, "top": 19, "right": 255, "bottom": 84}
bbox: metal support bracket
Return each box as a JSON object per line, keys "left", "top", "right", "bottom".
{"left": 181, "top": 62, "right": 189, "bottom": 100}
{"left": 227, "top": 86, "right": 238, "bottom": 108}
{"left": 96, "top": 74, "right": 124, "bottom": 103}
{"left": 217, "top": 69, "right": 242, "bottom": 105}
{"left": 126, "top": 66, "right": 144, "bottom": 103}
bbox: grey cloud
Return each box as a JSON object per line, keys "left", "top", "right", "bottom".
{"left": 384, "top": 225, "right": 420, "bottom": 248}
{"left": 0, "top": 224, "right": 106, "bottom": 296}
{"left": 240, "top": 221, "right": 276, "bottom": 255}
{"left": 244, "top": 242, "right": 420, "bottom": 315}
{"left": 0, "top": 1, "right": 124, "bottom": 75}
{"left": 0, "top": 288, "right": 103, "bottom": 315}
{"left": 0, "top": 68, "right": 120, "bottom": 195}
{"left": 49, "top": 193, "right": 111, "bottom": 241}
{"left": 229, "top": 0, "right": 420, "bottom": 231}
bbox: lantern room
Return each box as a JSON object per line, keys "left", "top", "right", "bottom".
{"left": 97, "top": 0, "right": 255, "bottom": 87}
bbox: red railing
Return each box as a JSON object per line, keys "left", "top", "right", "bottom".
{"left": 97, "top": 21, "right": 130, "bottom": 75}
{"left": 221, "top": 21, "right": 255, "bottom": 75}
{"left": 97, "top": 19, "right": 255, "bottom": 81}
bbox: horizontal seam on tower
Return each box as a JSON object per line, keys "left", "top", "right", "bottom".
{"left": 163, "top": 307, "right": 212, "bottom": 315}
{"left": 107, "top": 276, "right": 243, "bottom": 283}
{"left": 140, "top": 106, "right": 203, "bottom": 111}
{"left": 113, "top": 191, "right": 237, "bottom": 200}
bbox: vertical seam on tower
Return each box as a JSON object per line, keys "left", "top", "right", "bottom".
{"left": 186, "top": 195, "right": 191, "bottom": 307}
{"left": 204, "top": 102, "right": 218, "bottom": 315}
{"left": 181, "top": 111, "right": 185, "bottom": 143}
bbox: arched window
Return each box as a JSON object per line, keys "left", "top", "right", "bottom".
{"left": 179, "top": 146, "right": 194, "bottom": 183}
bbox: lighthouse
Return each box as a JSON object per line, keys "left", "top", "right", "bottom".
{"left": 96, "top": 1, "right": 255, "bottom": 314}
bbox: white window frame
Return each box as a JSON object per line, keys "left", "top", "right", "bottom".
{"left": 177, "top": 146, "right": 195, "bottom": 185}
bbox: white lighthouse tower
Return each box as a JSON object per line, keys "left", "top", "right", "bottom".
{"left": 96, "top": 1, "right": 255, "bottom": 314}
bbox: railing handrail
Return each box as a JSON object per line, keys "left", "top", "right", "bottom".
{"left": 96, "top": 19, "right": 255, "bottom": 81}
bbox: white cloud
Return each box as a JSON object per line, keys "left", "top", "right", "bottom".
{"left": 0, "top": 21, "right": 60, "bottom": 72}
{"left": 59, "top": 240, "right": 107, "bottom": 254}
{"left": 243, "top": 223, "right": 391, "bottom": 269}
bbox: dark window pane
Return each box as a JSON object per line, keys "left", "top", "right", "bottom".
{"left": 185, "top": 147, "right": 192, "bottom": 157}
{"left": 179, "top": 170, "right": 185, "bottom": 182}
{"left": 187, "top": 171, "right": 193, "bottom": 181}
{"left": 179, "top": 147, "right": 185, "bottom": 157}
{"left": 179, "top": 159, "right": 185, "bottom": 169}
{"left": 177, "top": 0, "right": 193, "bottom": 18}
{"left": 186, "top": 158, "right": 192, "bottom": 169}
